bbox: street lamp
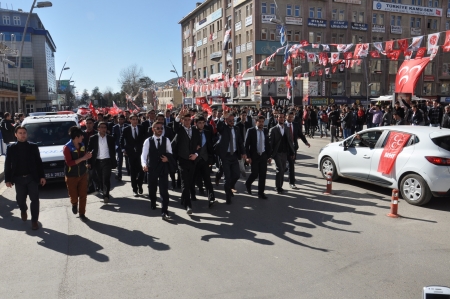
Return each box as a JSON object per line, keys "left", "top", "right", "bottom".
{"left": 17, "top": 1, "right": 52, "bottom": 113}
{"left": 367, "top": 83, "right": 374, "bottom": 105}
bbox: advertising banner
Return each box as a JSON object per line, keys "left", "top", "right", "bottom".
{"left": 377, "top": 132, "right": 411, "bottom": 174}
{"left": 373, "top": 2, "right": 442, "bottom": 17}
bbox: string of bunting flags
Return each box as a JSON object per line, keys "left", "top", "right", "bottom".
{"left": 177, "top": 29, "right": 450, "bottom": 99}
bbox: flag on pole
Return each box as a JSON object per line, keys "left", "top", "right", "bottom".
{"left": 89, "top": 101, "right": 97, "bottom": 118}
{"left": 280, "top": 25, "right": 286, "bottom": 46}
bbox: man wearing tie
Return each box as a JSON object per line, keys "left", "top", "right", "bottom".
{"left": 112, "top": 115, "right": 129, "bottom": 181}
{"left": 165, "top": 109, "right": 175, "bottom": 126}
{"left": 244, "top": 115, "right": 271, "bottom": 199}
{"left": 269, "top": 111, "right": 295, "bottom": 194}
{"left": 285, "top": 111, "right": 310, "bottom": 189}
{"left": 171, "top": 109, "right": 201, "bottom": 214}
{"left": 141, "top": 122, "right": 174, "bottom": 220}
{"left": 192, "top": 115, "right": 216, "bottom": 207}
{"left": 217, "top": 111, "right": 246, "bottom": 204}
{"left": 120, "top": 114, "right": 145, "bottom": 197}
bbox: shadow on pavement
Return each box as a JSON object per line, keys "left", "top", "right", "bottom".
{"left": 85, "top": 220, "right": 170, "bottom": 251}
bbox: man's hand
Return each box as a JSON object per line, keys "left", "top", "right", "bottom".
{"left": 143, "top": 166, "right": 148, "bottom": 172}
{"left": 306, "top": 143, "right": 311, "bottom": 148}
{"left": 246, "top": 158, "right": 252, "bottom": 165}
{"left": 84, "top": 151, "right": 93, "bottom": 160}
{"left": 197, "top": 145, "right": 201, "bottom": 150}
{"left": 87, "top": 164, "right": 91, "bottom": 169}
{"left": 6, "top": 182, "right": 13, "bottom": 188}
{"left": 223, "top": 111, "right": 229, "bottom": 119}
{"left": 189, "top": 154, "right": 197, "bottom": 161}
{"left": 161, "top": 155, "right": 168, "bottom": 163}
{"left": 267, "top": 158, "right": 272, "bottom": 164}
{"left": 241, "top": 154, "right": 247, "bottom": 160}
{"left": 40, "top": 178, "right": 46, "bottom": 187}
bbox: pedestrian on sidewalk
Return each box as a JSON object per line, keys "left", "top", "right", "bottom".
{"left": 4, "top": 126, "right": 46, "bottom": 230}
{"left": 63, "top": 126, "right": 92, "bottom": 221}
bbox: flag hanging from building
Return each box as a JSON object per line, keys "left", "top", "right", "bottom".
{"left": 280, "top": 25, "right": 286, "bottom": 46}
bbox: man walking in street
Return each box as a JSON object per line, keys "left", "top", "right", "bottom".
{"left": 83, "top": 117, "right": 98, "bottom": 193}
{"left": 217, "top": 111, "right": 246, "bottom": 204}
{"left": 141, "top": 122, "right": 175, "bottom": 220}
{"left": 429, "top": 100, "right": 443, "bottom": 127}
{"left": 112, "top": 115, "right": 129, "bottom": 181}
{"left": 63, "top": 127, "right": 92, "bottom": 221}
{"left": 87, "top": 122, "right": 117, "bottom": 203}
{"left": 269, "top": 112, "right": 295, "bottom": 194}
{"left": 4, "top": 126, "right": 46, "bottom": 230}
{"left": 120, "top": 114, "right": 145, "bottom": 197}
{"left": 328, "top": 105, "right": 340, "bottom": 143}
{"left": 245, "top": 115, "right": 271, "bottom": 199}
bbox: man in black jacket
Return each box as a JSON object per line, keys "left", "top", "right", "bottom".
{"left": 120, "top": 114, "right": 146, "bottom": 197}
{"left": 141, "top": 122, "right": 175, "bottom": 220}
{"left": 328, "top": 105, "right": 340, "bottom": 143}
{"left": 217, "top": 111, "right": 246, "bottom": 204}
{"left": 285, "top": 112, "right": 310, "bottom": 189}
{"left": 244, "top": 115, "right": 271, "bottom": 199}
{"left": 269, "top": 112, "right": 295, "bottom": 194}
{"left": 4, "top": 126, "right": 46, "bottom": 230}
{"left": 192, "top": 116, "right": 216, "bottom": 207}
{"left": 87, "top": 122, "right": 117, "bottom": 203}
{"left": 0, "top": 112, "right": 16, "bottom": 144}
{"left": 112, "top": 115, "right": 129, "bottom": 181}
{"left": 171, "top": 109, "right": 202, "bottom": 214}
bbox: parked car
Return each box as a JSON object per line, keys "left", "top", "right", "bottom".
{"left": 318, "top": 126, "right": 450, "bottom": 206}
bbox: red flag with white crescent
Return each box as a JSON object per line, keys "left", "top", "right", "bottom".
{"left": 415, "top": 47, "right": 427, "bottom": 59}
{"left": 377, "top": 132, "right": 411, "bottom": 174}
{"left": 443, "top": 30, "right": 450, "bottom": 52}
{"left": 395, "top": 57, "right": 430, "bottom": 94}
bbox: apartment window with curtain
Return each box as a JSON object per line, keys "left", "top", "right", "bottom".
{"left": 286, "top": 4, "right": 292, "bottom": 16}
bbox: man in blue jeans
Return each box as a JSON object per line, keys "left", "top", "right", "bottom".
{"left": 4, "top": 126, "right": 46, "bottom": 230}
{"left": 317, "top": 106, "right": 328, "bottom": 138}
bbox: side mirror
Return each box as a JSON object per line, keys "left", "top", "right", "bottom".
{"left": 343, "top": 141, "right": 348, "bottom": 151}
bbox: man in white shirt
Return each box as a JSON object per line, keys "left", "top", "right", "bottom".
{"left": 141, "top": 122, "right": 174, "bottom": 220}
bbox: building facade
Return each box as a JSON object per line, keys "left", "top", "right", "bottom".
{"left": 180, "top": 0, "right": 450, "bottom": 106}
{"left": 0, "top": 8, "right": 57, "bottom": 114}
{"left": 155, "top": 87, "right": 183, "bottom": 110}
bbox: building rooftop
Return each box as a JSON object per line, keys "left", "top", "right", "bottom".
{"left": 178, "top": 0, "right": 214, "bottom": 24}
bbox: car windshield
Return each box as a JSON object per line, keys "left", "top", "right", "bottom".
{"left": 432, "top": 135, "right": 450, "bottom": 152}
{"left": 24, "top": 121, "right": 77, "bottom": 146}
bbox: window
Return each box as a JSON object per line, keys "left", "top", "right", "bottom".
{"left": 371, "top": 60, "right": 382, "bottom": 72}
{"left": 3, "top": 16, "right": 10, "bottom": 25}
{"left": 411, "top": 17, "right": 415, "bottom": 28}
{"left": 294, "top": 31, "right": 300, "bottom": 42}
{"left": 441, "top": 83, "right": 449, "bottom": 94}
{"left": 447, "top": 21, "right": 450, "bottom": 30}
{"left": 352, "top": 61, "right": 362, "bottom": 73}
{"left": 309, "top": 32, "right": 314, "bottom": 43}
{"left": 353, "top": 11, "right": 357, "bottom": 22}
{"left": 269, "top": 29, "right": 276, "bottom": 40}
{"left": 379, "top": 14, "right": 384, "bottom": 25}
{"left": 416, "top": 18, "right": 421, "bottom": 28}
{"left": 295, "top": 5, "right": 300, "bottom": 17}
{"left": 317, "top": 7, "right": 322, "bottom": 19}
{"left": 425, "top": 62, "right": 433, "bottom": 75}
{"left": 218, "top": 62, "right": 223, "bottom": 73}
{"left": 331, "top": 33, "right": 337, "bottom": 44}
{"left": 260, "top": 55, "right": 275, "bottom": 70}
{"left": 389, "top": 61, "right": 398, "bottom": 74}
{"left": 331, "top": 82, "right": 344, "bottom": 96}
{"left": 309, "top": 7, "right": 315, "bottom": 18}
{"left": 203, "top": 67, "right": 207, "bottom": 78}
{"left": 332, "top": 9, "right": 337, "bottom": 20}
{"left": 435, "top": 0, "right": 439, "bottom": 7}
{"left": 339, "top": 10, "right": 345, "bottom": 21}
{"left": 287, "top": 30, "right": 292, "bottom": 42}
{"left": 211, "top": 65, "right": 215, "bottom": 75}
{"left": 13, "top": 16, "right": 20, "bottom": 25}
{"left": 359, "top": 12, "right": 364, "bottom": 23}
{"left": 397, "top": 16, "right": 401, "bottom": 26}
{"left": 316, "top": 32, "right": 322, "bottom": 43}
{"left": 270, "top": 3, "right": 276, "bottom": 14}
{"left": 236, "top": 58, "right": 242, "bottom": 73}
{"left": 391, "top": 16, "right": 396, "bottom": 26}
{"left": 246, "top": 5, "right": 249, "bottom": 17}
{"left": 350, "top": 131, "right": 383, "bottom": 148}
{"left": 261, "top": 2, "right": 267, "bottom": 14}
{"left": 246, "top": 56, "right": 253, "bottom": 68}
{"left": 286, "top": 4, "right": 292, "bottom": 16}
{"left": 427, "top": 0, "right": 432, "bottom": 6}
{"left": 351, "top": 82, "right": 361, "bottom": 96}
{"left": 373, "top": 13, "right": 377, "bottom": 24}
{"left": 423, "top": 83, "right": 432, "bottom": 95}
{"left": 369, "top": 83, "right": 381, "bottom": 96}
{"left": 20, "top": 57, "right": 33, "bottom": 68}
{"left": 261, "top": 28, "right": 267, "bottom": 40}
{"left": 433, "top": 19, "right": 438, "bottom": 30}
{"left": 339, "top": 34, "right": 345, "bottom": 43}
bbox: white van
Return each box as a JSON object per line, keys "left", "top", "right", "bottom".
{"left": 22, "top": 114, "right": 80, "bottom": 180}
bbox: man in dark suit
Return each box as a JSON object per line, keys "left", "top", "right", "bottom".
{"left": 285, "top": 111, "right": 310, "bottom": 189}
{"left": 141, "top": 110, "right": 156, "bottom": 133}
{"left": 235, "top": 110, "right": 252, "bottom": 178}
{"left": 244, "top": 115, "right": 271, "bottom": 199}
{"left": 112, "top": 115, "right": 129, "bottom": 181}
{"left": 269, "top": 112, "right": 295, "bottom": 194}
{"left": 120, "top": 114, "right": 146, "bottom": 197}
{"left": 141, "top": 122, "right": 175, "bottom": 220}
{"left": 217, "top": 111, "right": 246, "bottom": 204}
{"left": 164, "top": 109, "right": 175, "bottom": 126}
{"left": 4, "top": 126, "right": 46, "bottom": 230}
{"left": 87, "top": 122, "right": 117, "bottom": 203}
{"left": 192, "top": 115, "right": 216, "bottom": 207}
{"left": 83, "top": 117, "right": 98, "bottom": 193}
{"left": 171, "top": 109, "right": 202, "bottom": 214}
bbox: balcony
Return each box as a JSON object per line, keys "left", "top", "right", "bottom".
{"left": 0, "top": 81, "right": 33, "bottom": 94}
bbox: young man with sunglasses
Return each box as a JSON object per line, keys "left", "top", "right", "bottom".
{"left": 141, "top": 122, "right": 175, "bottom": 220}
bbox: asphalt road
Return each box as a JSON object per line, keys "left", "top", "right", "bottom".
{"left": 0, "top": 134, "right": 449, "bottom": 299}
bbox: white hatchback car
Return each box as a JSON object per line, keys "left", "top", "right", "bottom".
{"left": 318, "top": 126, "right": 450, "bottom": 206}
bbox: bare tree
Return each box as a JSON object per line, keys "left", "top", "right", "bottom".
{"left": 102, "top": 86, "right": 114, "bottom": 107}
{"left": 118, "top": 64, "right": 144, "bottom": 96}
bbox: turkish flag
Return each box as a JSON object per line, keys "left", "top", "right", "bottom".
{"left": 89, "top": 101, "right": 97, "bottom": 118}
{"left": 398, "top": 39, "right": 408, "bottom": 53}
{"left": 201, "top": 102, "right": 212, "bottom": 115}
{"left": 196, "top": 97, "right": 206, "bottom": 105}
{"left": 332, "top": 66, "right": 337, "bottom": 73}
{"left": 385, "top": 40, "right": 394, "bottom": 53}
{"left": 395, "top": 57, "right": 431, "bottom": 94}
{"left": 387, "top": 50, "right": 402, "bottom": 61}
{"left": 443, "top": 30, "right": 450, "bottom": 52}
{"left": 377, "top": 132, "right": 411, "bottom": 174}
{"left": 167, "top": 103, "right": 173, "bottom": 110}
{"left": 318, "top": 69, "right": 323, "bottom": 76}
{"left": 353, "top": 44, "right": 362, "bottom": 59}
{"left": 370, "top": 51, "right": 380, "bottom": 58}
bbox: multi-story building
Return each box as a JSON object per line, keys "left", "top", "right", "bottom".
{"left": 155, "top": 87, "right": 183, "bottom": 110}
{"left": 180, "top": 0, "right": 450, "bottom": 106}
{"left": 1, "top": 8, "right": 56, "bottom": 114}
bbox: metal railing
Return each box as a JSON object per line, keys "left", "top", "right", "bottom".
{"left": 0, "top": 81, "right": 32, "bottom": 94}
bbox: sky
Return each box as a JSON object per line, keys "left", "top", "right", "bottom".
{"left": 10, "top": 0, "right": 198, "bottom": 95}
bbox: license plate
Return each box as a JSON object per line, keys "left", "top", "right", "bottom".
{"left": 45, "top": 172, "right": 65, "bottom": 178}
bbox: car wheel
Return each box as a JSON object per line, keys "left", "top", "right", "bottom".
{"left": 320, "top": 157, "right": 339, "bottom": 181}
{"left": 400, "top": 174, "right": 432, "bottom": 206}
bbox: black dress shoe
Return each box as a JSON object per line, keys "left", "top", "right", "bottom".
{"left": 79, "top": 214, "right": 88, "bottom": 222}
{"left": 191, "top": 196, "right": 198, "bottom": 201}
{"left": 133, "top": 191, "right": 139, "bottom": 197}
{"left": 258, "top": 194, "right": 268, "bottom": 199}
{"left": 103, "top": 196, "right": 110, "bottom": 204}
{"left": 138, "top": 186, "right": 143, "bottom": 195}
{"left": 245, "top": 184, "right": 252, "bottom": 195}
{"left": 208, "top": 200, "right": 216, "bottom": 208}
{"left": 290, "top": 184, "right": 298, "bottom": 190}
{"left": 162, "top": 213, "right": 171, "bottom": 221}
{"left": 72, "top": 205, "right": 78, "bottom": 214}
{"left": 151, "top": 204, "right": 156, "bottom": 210}
{"left": 226, "top": 199, "right": 231, "bottom": 205}
{"left": 21, "top": 211, "right": 28, "bottom": 221}
{"left": 115, "top": 175, "right": 122, "bottom": 181}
